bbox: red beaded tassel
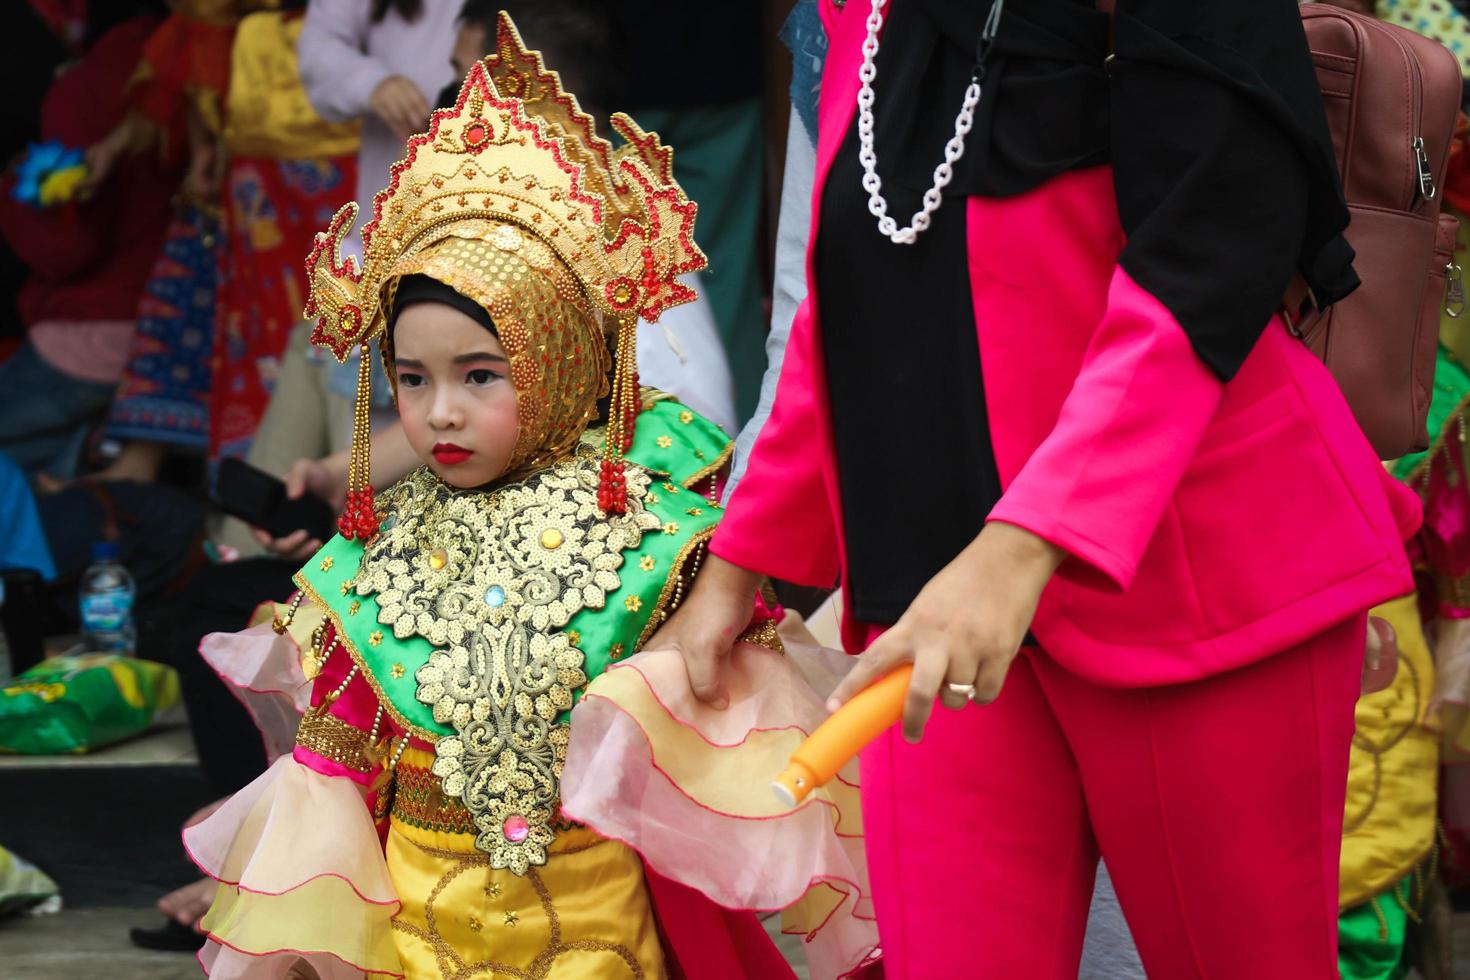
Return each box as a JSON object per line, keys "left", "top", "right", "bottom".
{"left": 338, "top": 342, "right": 380, "bottom": 540}
{"left": 599, "top": 318, "right": 640, "bottom": 515}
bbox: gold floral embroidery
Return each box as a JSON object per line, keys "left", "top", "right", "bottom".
{"left": 610, "top": 643, "right": 625, "bottom": 661}
{"left": 320, "top": 556, "right": 335, "bottom": 572}
{"left": 504, "top": 910, "right": 520, "bottom": 927}
{"left": 358, "top": 458, "right": 659, "bottom": 873}
{"left": 624, "top": 595, "right": 642, "bottom": 612}
{"left": 662, "top": 522, "right": 679, "bottom": 535}
{"left": 639, "top": 556, "right": 655, "bottom": 572}
{"left": 340, "top": 579, "right": 354, "bottom": 596}
{"left": 391, "top": 662, "right": 406, "bottom": 680}
{"left": 686, "top": 507, "right": 703, "bottom": 516}
{"left": 369, "top": 630, "right": 384, "bottom": 646}
{"left": 348, "top": 600, "right": 361, "bottom": 616}
{"left": 656, "top": 435, "right": 673, "bottom": 449}
{"left": 678, "top": 410, "right": 693, "bottom": 424}
{"left": 662, "top": 482, "right": 680, "bottom": 494}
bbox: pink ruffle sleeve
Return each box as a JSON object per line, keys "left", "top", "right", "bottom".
{"left": 199, "top": 601, "right": 315, "bottom": 764}
{"left": 184, "top": 755, "right": 403, "bottom": 978}
{"left": 561, "top": 642, "right": 878, "bottom": 980}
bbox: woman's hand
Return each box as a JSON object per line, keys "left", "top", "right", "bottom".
{"left": 827, "top": 522, "right": 1065, "bottom": 743}
{"left": 1362, "top": 615, "right": 1399, "bottom": 695}
{"left": 370, "top": 75, "right": 430, "bottom": 141}
{"left": 250, "top": 456, "right": 347, "bottom": 560}
{"left": 644, "top": 554, "right": 762, "bottom": 708}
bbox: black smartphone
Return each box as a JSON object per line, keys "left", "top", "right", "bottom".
{"left": 213, "top": 457, "right": 338, "bottom": 543}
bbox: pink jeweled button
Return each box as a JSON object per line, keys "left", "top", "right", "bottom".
{"left": 502, "top": 814, "right": 530, "bottom": 843}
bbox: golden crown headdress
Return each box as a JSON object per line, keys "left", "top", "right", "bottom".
{"left": 303, "top": 12, "right": 707, "bottom": 537}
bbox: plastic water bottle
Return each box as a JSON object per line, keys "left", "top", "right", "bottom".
{"left": 80, "top": 542, "right": 136, "bottom": 653}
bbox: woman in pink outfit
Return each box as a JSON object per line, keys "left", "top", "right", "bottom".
{"left": 652, "top": 1, "right": 1422, "bottom": 977}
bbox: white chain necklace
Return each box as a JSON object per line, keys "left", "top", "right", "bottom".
{"left": 857, "top": 0, "right": 1004, "bottom": 245}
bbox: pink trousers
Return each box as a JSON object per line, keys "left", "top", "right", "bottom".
{"left": 859, "top": 617, "right": 1364, "bottom": 979}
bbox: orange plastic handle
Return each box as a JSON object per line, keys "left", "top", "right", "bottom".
{"left": 772, "top": 663, "right": 913, "bottom": 806}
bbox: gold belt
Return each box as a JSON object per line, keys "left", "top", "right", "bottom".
{"left": 390, "top": 758, "right": 478, "bottom": 836}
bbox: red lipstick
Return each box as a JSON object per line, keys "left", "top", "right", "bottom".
{"left": 432, "top": 442, "right": 473, "bottom": 465}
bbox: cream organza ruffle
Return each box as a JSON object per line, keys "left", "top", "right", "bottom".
{"left": 200, "top": 601, "right": 318, "bottom": 764}
{"left": 185, "top": 755, "right": 403, "bottom": 978}
{"left": 561, "top": 640, "right": 878, "bottom": 980}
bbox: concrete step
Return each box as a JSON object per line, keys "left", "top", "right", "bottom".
{"left": 0, "top": 908, "right": 201, "bottom": 979}
{"left": 0, "top": 723, "right": 215, "bottom": 908}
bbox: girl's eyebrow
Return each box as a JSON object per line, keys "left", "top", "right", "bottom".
{"left": 394, "top": 353, "right": 508, "bottom": 370}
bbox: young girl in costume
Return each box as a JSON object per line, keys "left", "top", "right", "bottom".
{"left": 185, "top": 15, "right": 874, "bottom": 979}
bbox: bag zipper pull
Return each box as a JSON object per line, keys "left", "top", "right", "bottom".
{"left": 1415, "top": 136, "right": 1437, "bottom": 201}
{"left": 1447, "top": 261, "right": 1465, "bottom": 318}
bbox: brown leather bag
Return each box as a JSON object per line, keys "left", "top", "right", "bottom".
{"left": 1290, "top": 6, "right": 1462, "bottom": 458}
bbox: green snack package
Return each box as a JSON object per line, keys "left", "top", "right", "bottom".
{"left": 0, "top": 844, "right": 59, "bottom": 918}
{"left": 0, "top": 654, "right": 181, "bottom": 754}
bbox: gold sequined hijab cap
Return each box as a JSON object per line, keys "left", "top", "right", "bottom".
{"left": 302, "top": 11, "right": 708, "bottom": 540}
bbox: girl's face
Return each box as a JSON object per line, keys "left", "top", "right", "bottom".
{"left": 392, "top": 302, "right": 519, "bottom": 489}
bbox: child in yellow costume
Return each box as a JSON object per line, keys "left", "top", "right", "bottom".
{"left": 183, "top": 14, "right": 874, "bottom": 980}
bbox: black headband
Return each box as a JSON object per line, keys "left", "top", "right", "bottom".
{"left": 388, "top": 274, "right": 497, "bottom": 336}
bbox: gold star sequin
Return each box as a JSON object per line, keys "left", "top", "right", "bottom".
{"left": 663, "top": 522, "right": 679, "bottom": 535}
{"left": 390, "top": 663, "right": 405, "bottom": 680}
{"left": 656, "top": 435, "right": 673, "bottom": 449}
{"left": 348, "top": 600, "right": 361, "bottom": 616}
{"left": 624, "top": 595, "right": 642, "bottom": 612}
{"left": 319, "top": 556, "right": 334, "bottom": 572}
{"left": 679, "top": 410, "right": 694, "bottom": 424}
{"left": 504, "top": 910, "right": 519, "bottom": 927}
{"left": 369, "top": 630, "right": 384, "bottom": 646}
{"left": 639, "top": 556, "right": 656, "bottom": 572}
{"left": 663, "top": 482, "right": 680, "bottom": 494}
{"left": 484, "top": 881, "right": 501, "bottom": 899}
{"left": 610, "top": 643, "right": 625, "bottom": 661}
{"left": 686, "top": 507, "right": 704, "bottom": 516}
{"left": 469, "top": 915, "right": 483, "bottom": 933}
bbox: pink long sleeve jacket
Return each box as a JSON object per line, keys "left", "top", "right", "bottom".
{"left": 712, "top": 0, "right": 1420, "bottom": 686}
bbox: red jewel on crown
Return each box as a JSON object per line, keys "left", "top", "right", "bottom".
{"left": 462, "top": 118, "right": 493, "bottom": 152}
{"left": 605, "top": 278, "right": 639, "bottom": 312}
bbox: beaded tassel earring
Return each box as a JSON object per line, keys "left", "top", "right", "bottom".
{"left": 598, "top": 316, "right": 641, "bottom": 515}
{"left": 338, "top": 342, "right": 379, "bottom": 540}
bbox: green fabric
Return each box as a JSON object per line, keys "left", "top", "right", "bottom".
{"left": 1391, "top": 345, "right": 1470, "bottom": 481}
{"left": 1337, "top": 877, "right": 1412, "bottom": 980}
{"left": 631, "top": 102, "right": 767, "bottom": 425}
{"left": 295, "top": 401, "right": 731, "bottom": 741}
{"left": 0, "top": 844, "right": 58, "bottom": 918}
{"left": 623, "top": 395, "right": 733, "bottom": 484}
{"left": 0, "top": 655, "right": 181, "bottom": 754}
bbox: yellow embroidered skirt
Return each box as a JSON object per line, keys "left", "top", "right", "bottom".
{"left": 1340, "top": 594, "right": 1439, "bottom": 909}
{"left": 386, "top": 750, "right": 665, "bottom": 979}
